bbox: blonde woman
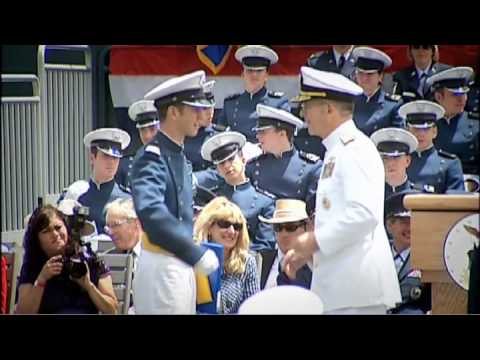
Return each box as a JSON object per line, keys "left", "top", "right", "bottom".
{"left": 194, "top": 197, "right": 259, "bottom": 314}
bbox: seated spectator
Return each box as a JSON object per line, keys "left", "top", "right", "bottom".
{"left": 259, "top": 199, "right": 312, "bottom": 289}
{"left": 351, "top": 46, "right": 404, "bottom": 137}
{"left": 16, "top": 205, "right": 117, "bottom": 314}
{"left": 400, "top": 100, "right": 466, "bottom": 194}
{"left": 194, "top": 197, "right": 259, "bottom": 314}
{"left": 105, "top": 198, "right": 141, "bottom": 262}
{"left": 392, "top": 45, "right": 450, "bottom": 103}
{"left": 198, "top": 131, "right": 276, "bottom": 251}
{"left": 104, "top": 198, "right": 142, "bottom": 314}
{"left": 385, "top": 190, "right": 431, "bottom": 314}
{"left": 427, "top": 66, "right": 479, "bottom": 175}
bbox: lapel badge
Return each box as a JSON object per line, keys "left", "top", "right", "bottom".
{"left": 321, "top": 157, "right": 336, "bottom": 179}
{"left": 322, "top": 196, "right": 331, "bottom": 210}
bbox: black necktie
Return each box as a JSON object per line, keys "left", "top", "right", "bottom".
{"left": 418, "top": 73, "right": 427, "bottom": 96}
{"left": 338, "top": 55, "right": 346, "bottom": 70}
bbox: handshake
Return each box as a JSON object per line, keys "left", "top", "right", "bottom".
{"left": 194, "top": 248, "right": 220, "bottom": 275}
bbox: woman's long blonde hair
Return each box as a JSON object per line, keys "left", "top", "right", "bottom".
{"left": 194, "top": 197, "right": 250, "bottom": 274}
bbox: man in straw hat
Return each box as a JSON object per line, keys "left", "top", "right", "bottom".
{"left": 283, "top": 67, "right": 401, "bottom": 314}
{"left": 258, "top": 199, "right": 312, "bottom": 290}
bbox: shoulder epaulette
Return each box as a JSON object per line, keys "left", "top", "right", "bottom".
{"left": 468, "top": 111, "right": 479, "bottom": 120}
{"left": 211, "top": 123, "right": 228, "bottom": 132}
{"left": 224, "top": 93, "right": 242, "bottom": 101}
{"left": 438, "top": 148, "right": 457, "bottom": 160}
{"left": 385, "top": 93, "right": 401, "bottom": 102}
{"left": 340, "top": 134, "right": 356, "bottom": 146}
{"left": 299, "top": 150, "right": 320, "bottom": 163}
{"left": 254, "top": 186, "right": 276, "bottom": 200}
{"left": 145, "top": 144, "right": 161, "bottom": 157}
{"left": 268, "top": 91, "right": 285, "bottom": 98}
{"left": 308, "top": 51, "right": 325, "bottom": 60}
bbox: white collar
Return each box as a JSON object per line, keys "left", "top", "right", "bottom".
{"left": 392, "top": 244, "right": 410, "bottom": 261}
{"left": 322, "top": 119, "right": 357, "bottom": 151}
{"left": 132, "top": 240, "right": 142, "bottom": 257}
{"left": 415, "top": 62, "right": 432, "bottom": 76}
{"left": 333, "top": 47, "right": 352, "bottom": 64}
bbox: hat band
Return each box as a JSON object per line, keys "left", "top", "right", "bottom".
{"left": 300, "top": 83, "right": 357, "bottom": 102}
{"left": 242, "top": 56, "right": 270, "bottom": 68}
{"left": 272, "top": 209, "right": 308, "bottom": 220}
{"left": 355, "top": 57, "right": 384, "bottom": 72}
{"left": 406, "top": 113, "right": 437, "bottom": 124}
{"left": 433, "top": 78, "right": 470, "bottom": 91}
{"left": 211, "top": 143, "right": 241, "bottom": 164}
{"left": 154, "top": 88, "right": 207, "bottom": 108}
{"left": 136, "top": 112, "right": 159, "bottom": 123}
{"left": 257, "top": 117, "right": 296, "bottom": 130}
{"left": 377, "top": 141, "right": 410, "bottom": 155}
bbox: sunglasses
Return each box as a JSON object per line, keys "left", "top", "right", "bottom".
{"left": 411, "top": 45, "right": 434, "bottom": 50}
{"left": 273, "top": 221, "right": 306, "bottom": 233}
{"left": 215, "top": 220, "right": 243, "bottom": 231}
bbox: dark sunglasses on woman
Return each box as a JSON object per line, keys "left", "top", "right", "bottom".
{"left": 216, "top": 220, "right": 243, "bottom": 231}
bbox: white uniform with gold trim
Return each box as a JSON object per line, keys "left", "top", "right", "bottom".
{"left": 312, "top": 120, "right": 401, "bottom": 313}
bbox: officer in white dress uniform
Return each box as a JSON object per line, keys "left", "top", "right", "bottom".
{"left": 283, "top": 67, "right": 401, "bottom": 314}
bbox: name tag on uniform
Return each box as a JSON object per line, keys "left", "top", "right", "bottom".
{"left": 321, "top": 157, "right": 336, "bottom": 179}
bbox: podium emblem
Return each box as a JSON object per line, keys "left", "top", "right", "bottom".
{"left": 443, "top": 214, "right": 479, "bottom": 290}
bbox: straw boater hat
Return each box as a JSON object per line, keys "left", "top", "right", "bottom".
{"left": 258, "top": 199, "right": 309, "bottom": 224}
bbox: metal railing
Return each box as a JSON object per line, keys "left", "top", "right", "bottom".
{"left": 37, "top": 45, "right": 93, "bottom": 197}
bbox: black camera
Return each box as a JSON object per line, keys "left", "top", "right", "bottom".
{"left": 62, "top": 205, "right": 105, "bottom": 279}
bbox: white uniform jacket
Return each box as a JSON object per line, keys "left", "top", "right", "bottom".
{"left": 311, "top": 120, "right": 401, "bottom": 312}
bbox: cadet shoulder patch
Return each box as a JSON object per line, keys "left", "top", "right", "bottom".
{"left": 340, "top": 134, "right": 356, "bottom": 146}
{"left": 224, "top": 93, "right": 241, "bottom": 101}
{"left": 438, "top": 149, "right": 457, "bottom": 160}
{"left": 268, "top": 91, "right": 285, "bottom": 98}
{"left": 211, "top": 123, "right": 228, "bottom": 132}
{"left": 385, "top": 93, "right": 401, "bottom": 102}
{"left": 145, "top": 145, "right": 161, "bottom": 157}
{"left": 299, "top": 150, "right": 320, "bottom": 163}
{"left": 308, "top": 51, "right": 325, "bottom": 60}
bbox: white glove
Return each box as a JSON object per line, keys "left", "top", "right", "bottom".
{"left": 194, "top": 249, "right": 219, "bottom": 276}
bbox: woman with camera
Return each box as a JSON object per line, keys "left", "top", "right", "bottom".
{"left": 16, "top": 205, "right": 118, "bottom": 314}
{"left": 194, "top": 197, "right": 259, "bottom": 314}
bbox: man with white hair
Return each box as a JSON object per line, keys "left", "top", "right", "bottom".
{"left": 284, "top": 67, "right": 401, "bottom": 314}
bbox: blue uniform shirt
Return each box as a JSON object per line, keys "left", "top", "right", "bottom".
{"left": 184, "top": 126, "right": 217, "bottom": 172}
{"left": 131, "top": 131, "right": 205, "bottom": 266}
{"left": 434, "top": 111, "right": 479, "bottom": 175}
{"left": 69, "top": 178, "right": 131, "bottom": 234}
{"left": 245, "top": 148, "right": 322, "bottom": 215}
{"left": 306, "top": 49, "right": 356, "bottom": 80}
{"left": 385, "top": 179, "right": 413, "bottom": 200}
{"left": 216, "top": 87, "right": 290, "bottom": 143}
{"left": 353, "top": 89, "right": 404, "bottom": 137}
{"left": 115, "top": 151, "right": 137, "bottom": 193}
{"left": 199, "top": 178, "right": 276, "bottom": 252}
{"left": 293, "top": 127, "right": 326, "bottom": 159}
{"left": 392, "top": 63, "right": 451, "bottom": 102}
{"left": 407, "top": 146, "right": 465, "bottom": 194}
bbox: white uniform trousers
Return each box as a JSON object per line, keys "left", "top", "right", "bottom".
{"left": 133, "top": 249, "right": 196, "bottom": 314}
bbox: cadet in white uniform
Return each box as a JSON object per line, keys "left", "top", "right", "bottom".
{"left": 283, "top": 67, "right": 401, "bottom": 314}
